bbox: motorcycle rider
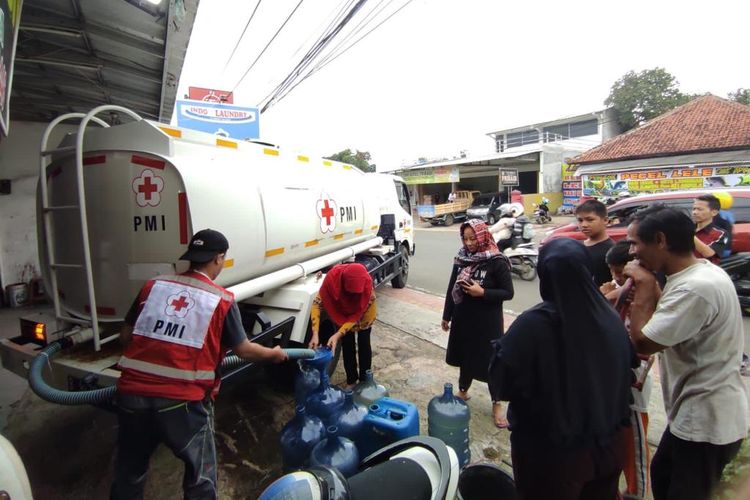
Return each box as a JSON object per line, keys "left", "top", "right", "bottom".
{"left": 489, "top": 203, "right": 516, "bottom": 250}
{"left": 535, "top": 197, "right": 551, "bottom": 223}
{"left": 511, "top": 203, "right": 534, "bottom": 248}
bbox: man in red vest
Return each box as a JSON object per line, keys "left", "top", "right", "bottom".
{"left": 111, "top": 229, "right": 288, "bottom": 500}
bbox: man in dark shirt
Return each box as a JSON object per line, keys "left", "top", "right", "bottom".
{"left": 575, "top": 199, "right": 614, "bottom": 286}
{"left": 693, "top": 195, "right": 728, "bottom": 264}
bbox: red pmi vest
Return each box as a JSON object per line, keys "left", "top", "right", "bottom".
{"left": 117, "top": 271, "right": 234, "bottom": 401}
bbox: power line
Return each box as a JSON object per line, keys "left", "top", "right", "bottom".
{"left": 257, "top": 0, "right": 370, "bottom": 112}
{"left": 230, "top": 0, "right": 306, "bottom": 93}
{"left": 262, "top": 0, "right": 416, "bottom": 112}
{"left": 223, "top": 0, "right": 264, "bottom": 73}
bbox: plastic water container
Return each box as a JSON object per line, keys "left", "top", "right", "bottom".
{"left": 358, "top": 397, "right": 419, "bottom": 458}
{"left": 428, "top": 383, "right": 471, "bottom": 467}
{"left": 353, "top": 369, "right": 389, "bottom": 407}
{"left": 330, "top": 390, "right": 368, "bottom": 445}
{"left": 305, "top": 369, "right": 345, "bottom": 422}
{"left": 294, "top": 361, "right": 321, "bottom": 406}
{"left": 279, "top": 405, "right": 326, "bottom": 471}
{"left": 458, "top": 463, "right": 517, "bottom": 500}
{"left": 309, "top": 426, "right": 360, "bottom": 478}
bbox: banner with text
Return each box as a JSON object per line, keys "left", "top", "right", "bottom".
{"left": 401, "top": 166, "right": 460, "bottom": 185}
{"left": 561, "top": 163, "right": 581, "bottom": 207}
{"left": 582, "top": 165, "right": 750, "bottom": 198}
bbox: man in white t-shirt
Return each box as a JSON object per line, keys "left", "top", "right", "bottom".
{"left": 623, "top": 205, "right": 748, "bottom": 500}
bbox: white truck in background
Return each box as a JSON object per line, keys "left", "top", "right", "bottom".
{"left": 0, "top": 105, "right": 414, "bottom": 403}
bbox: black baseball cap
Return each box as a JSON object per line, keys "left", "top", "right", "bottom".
{"left": 179, "top": 229, "right": 229, "bottom": 263}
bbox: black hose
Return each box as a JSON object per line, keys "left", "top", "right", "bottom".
{"left": 28, "top": 342, "right": 315, "bottom": 406}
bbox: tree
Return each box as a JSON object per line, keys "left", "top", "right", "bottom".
{"left": 325, "top": 149, "right": 376, "bottom": 173}
{"left": 605, "top": 68, "right": 691, "bottom": 132}
{"left": 729, "top": 88, "right": 750, "bottom": 106}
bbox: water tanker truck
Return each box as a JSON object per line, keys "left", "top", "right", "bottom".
{"left": 0, "top": 105, "right": 414, "bottom": 405}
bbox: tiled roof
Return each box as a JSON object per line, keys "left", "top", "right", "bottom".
{"left": 572, "top": 95, "right": 750, "bottom": 165}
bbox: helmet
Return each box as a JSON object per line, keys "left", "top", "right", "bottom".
{"left": 509, "top": 203, "right": 524, "bottom": 217}
{"left": 541, "top": 197, "right": 550, "bottom": 204}
{"left": 713, "top": 191, "right": 734, "bottom": 210}
{"left": 498, "top": 203, "right": 512, "bottom": 217}
{"left": 618, "top": 190, "right": 631, "bottom": 198}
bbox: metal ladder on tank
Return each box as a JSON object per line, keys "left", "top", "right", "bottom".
{"left": 39, "top": 105, "right": 143, "bottom": 351}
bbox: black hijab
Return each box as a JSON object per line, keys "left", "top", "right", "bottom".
{"left": 489, "top": 238, "right": 633, "bottom": 449}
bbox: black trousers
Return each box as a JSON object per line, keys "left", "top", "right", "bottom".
{"left": 511, "top": 429, "right": 626, "bottom": 500}
{"left": 341, "top": 328, "right": 372, "bottom": 385}
{"left": 651, "top": 428, "right": 742, "bottom": 500}
{"left": 110, "top": 394, "right": 217, "bottom": 500}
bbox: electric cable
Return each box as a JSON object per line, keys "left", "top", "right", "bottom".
{"left": 230, "top": 0, "right": 306, "bottom": 93}
{"left": 260, "top": 0, "right": 416, "bottom": 112}
{"left": 223, "top": 0, "right": 264, "bottom": 72}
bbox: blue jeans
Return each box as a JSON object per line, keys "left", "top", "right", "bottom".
{"left": 110, "top": 394, "right": 217, "bottom": 500}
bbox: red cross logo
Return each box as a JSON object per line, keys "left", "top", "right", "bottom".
{"left": 171, "top": 295, "right": 189, "bottom": 312}
{"left": 132, "top": 169, "right": 165, "bottom": 207}
{"left": 139, "top": 177, "right": 159, "bottom": 200}
{"left": 316, "top": 194, "right": 338, "bottom": 233}
{"left": 165, "top": 291, "right": 194, "bottom": 318}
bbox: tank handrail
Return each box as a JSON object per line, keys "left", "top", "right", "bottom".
{"left": 75, "top": 106, "right": 143, "bottom": 351}
{"left": 229, "top": 237, "right": 383, "bottom": 302}
{"left": 39, "top": 113, "right": 109, "bottom": 324}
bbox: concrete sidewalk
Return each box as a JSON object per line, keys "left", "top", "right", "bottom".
{"left": 377, "top": 285, "right": 670, "bottom": 447}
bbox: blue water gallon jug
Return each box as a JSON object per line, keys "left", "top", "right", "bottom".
{"left": 331, "top": 390, "right": 368, "bottom": 445}
{"left": 294, "top": 360, "right": 321, "bottom": 405}
{"left": 309, "top": 425, "right": 360, "bottom": 478}
{"left": 428, "top": 383, "right": 471, "bottom": 467}
{"left": 305, "top": 367, "right": 345, "bottom": 422}
{"left": 301, "top": 347, "right": 333, "bottom": 374}
{"left": 353, "top": 369, "right": 389, "bottom": 407}
{"left": 279, "top": 405, "right": 326, "bottom": 471}
{"left": 359, "top": 397, "right": 420, "bottom": 458}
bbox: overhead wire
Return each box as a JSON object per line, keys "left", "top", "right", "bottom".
{"left": 257, "top": 0, "right": 369, "bottom": 113}
{"left": 229, "top": 0, "right": 306, "bottom": 93}
{"left": 260, "top": 0, "right": 416, "bottom": 112}
{"left": 222, "top": 0, "right": 264, "bottom": 72}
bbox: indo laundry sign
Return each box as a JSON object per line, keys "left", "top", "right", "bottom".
{"left": 176, "top": 100, "right": 259, "bottom": 139}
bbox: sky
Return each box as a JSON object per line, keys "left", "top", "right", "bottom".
{"left": 176, "top": 0, "right": 750, "bottom": 171}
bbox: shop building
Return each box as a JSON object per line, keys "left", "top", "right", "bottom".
{"left": 571, "top": 95, "right": 750, "bottom": 201}
{"left": 392, "top": 108, "right": 620, "bottom": 213}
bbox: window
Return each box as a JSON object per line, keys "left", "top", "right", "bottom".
{"left": 395, "top": 181, "right": 411, "bottom": 214}
{"left": 569, "top": 119, "right": 598, "bottom": 137}
{"left": 506, "top": 130, "right": 539, "bottom": 148}
{"left": 542, "top": 124, "right": 568, "bottom": 141}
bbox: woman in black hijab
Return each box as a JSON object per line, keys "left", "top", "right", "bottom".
{"left": 488, "top": 238, "right": 633, "bottom": 500}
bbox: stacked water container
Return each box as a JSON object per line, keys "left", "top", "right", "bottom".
{"left": 279, "top": 348, "right": 420, "bottom": 477}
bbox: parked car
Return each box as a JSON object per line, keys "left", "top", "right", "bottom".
{"left": 466, "top": 192, "right": 508, "bottom": 225}
{"left": 541, "top": 188, "right": 750, "bottom": 253}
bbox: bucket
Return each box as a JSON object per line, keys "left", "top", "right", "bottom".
{"left": 5, "top": 283, "right": 28, "bottom": 308}
{"left": 457, "top": 463, "right": 516, "bottom": 500}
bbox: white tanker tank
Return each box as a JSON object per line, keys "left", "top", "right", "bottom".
{"left": 40, "top": 111, "right": 414, "bottom": 324}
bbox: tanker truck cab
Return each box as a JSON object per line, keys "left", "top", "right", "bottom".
{"left": 0, "top": 105, "right": 415, "bottom": 399}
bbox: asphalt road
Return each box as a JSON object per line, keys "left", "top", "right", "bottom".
{"left": 409, "top": 225, "right": 543, "bottom": 314}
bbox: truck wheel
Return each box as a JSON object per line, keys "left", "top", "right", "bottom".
{"left": 391, "top": 245, "right": 410, "bottom": 289}
{"left": 444, "top": 214, "right": 454, "bottom": 226}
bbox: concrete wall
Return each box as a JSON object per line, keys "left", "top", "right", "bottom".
{"left": 0, "top": 121, "right": 77, "bottom": 291}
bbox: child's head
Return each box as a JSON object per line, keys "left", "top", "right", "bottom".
{"left": 605, "top": 240, "right": 633, "bottom": 286}
{"left": 575, "top": 200, "right": 609, "bottom": 239}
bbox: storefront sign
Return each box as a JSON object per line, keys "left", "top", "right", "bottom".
{"left": 582, "top": 165, "right": 750, "bottom": 197}
{"left": 561, "top": 163, "right": 581, "bottom": 207}
{"left": 499, "top": 168, "right": 519, "bottom": 186}
{"left": 401, "top": 166, "right": 460, "bottom": 185}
